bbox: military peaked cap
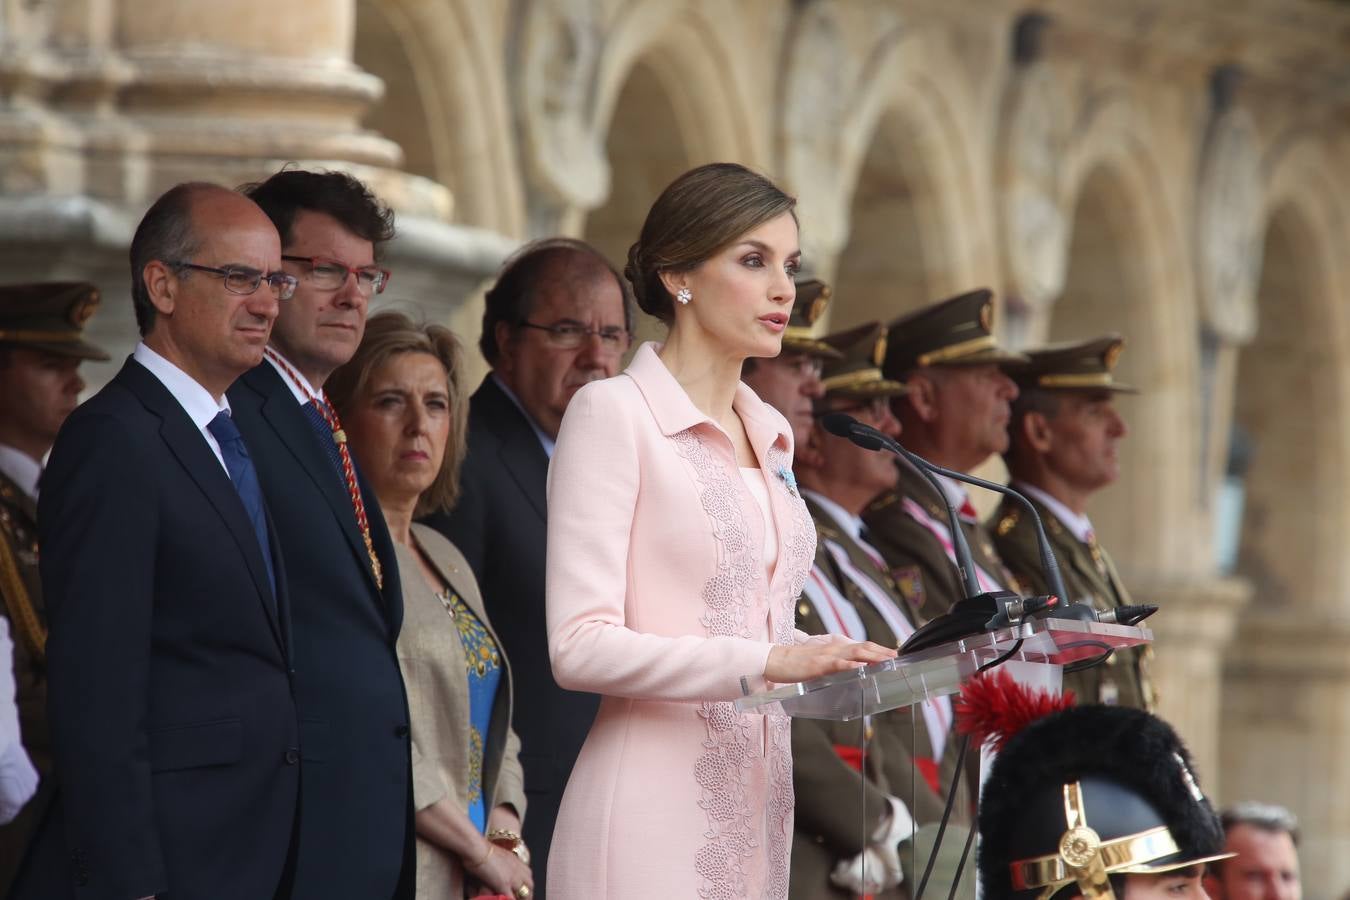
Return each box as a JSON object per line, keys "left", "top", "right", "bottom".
{"left": 0, "top": 281, "right": 110, "bottom": 360}
{"left": 782, "top": 278, "right": 842, "bottom": 359}
{"left": 820, "top": 321, "right": 907, "bottom": 398}
{"left": 1010, "top": 334, "right": 1138, "bottom": 394}
{"left": 883, "top": 288, "right": 1026, "bottom": 379}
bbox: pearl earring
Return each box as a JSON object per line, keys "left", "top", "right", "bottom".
{"left": 676, "top": 287, "right": 692, "bottom": 305}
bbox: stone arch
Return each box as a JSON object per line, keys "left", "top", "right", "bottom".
{"left": 1046, "top": 99, "right": 1199, "bottom": 572}
{"left": 822, "top": 29, "right": 989, "bottom": 328}
{"left": 580, "top": 3, "right": 761, "bottom": 341}
{"left": 353, "top": 0, "right": 524, "bottom": 235}
{"left": 1230, "top": 206, "right": 1347, "bottom": 615}
{"left": 1218, "top": 136, "right": 1350, "bottom": 893}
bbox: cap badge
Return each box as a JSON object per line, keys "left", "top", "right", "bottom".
{"left": 806, "top": 293, "right": 828, "bottom": 325}
{"left": 68, "top": 291, "right": 99, "bottom": 326}
{"left": 1104, "top": 341, "right": 1123, "bottom": 370}
{"left": 979, "top": 300, "right": 994, "bottom": 333}
{"left": 873, "top": 331, "right": 888, "bottom": 367}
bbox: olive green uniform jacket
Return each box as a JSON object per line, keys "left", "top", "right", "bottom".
{"left": 992, "top": 494, "right": 1155, "bottom": 711}
{"left": 791, "top": 496, "right": 971, "bottom": 900}
{"left": 862, "top": 460, "right": 1011, "bottom": 621}
{"left": 0, "top": 469, "right": 49, "bottom": 895}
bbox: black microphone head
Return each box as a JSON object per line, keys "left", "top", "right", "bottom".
{"left": 820, "top": 412, "right": 859, "bottom": 439}
{"left": 819, "top": 412, "right": 887, "bottom": 451}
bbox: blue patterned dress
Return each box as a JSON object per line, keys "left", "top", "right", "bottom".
{"left": 438, "top": 587, "right": 502, "bottom": 832}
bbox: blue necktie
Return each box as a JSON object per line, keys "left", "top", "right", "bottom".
{"left": 208, "top": 411, "right": 277, "bottom": 596}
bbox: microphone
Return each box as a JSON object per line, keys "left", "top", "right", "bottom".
{"left": 822, "top": 413, "right": 1071, "bottom": 649}
{"left": 821, "top": 413, "right": 982, "bottom": 599}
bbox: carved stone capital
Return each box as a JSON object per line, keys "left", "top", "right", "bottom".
{"left": 998, "top": 61, "right": 1074, "bottom": 311}
{"left": 513, "top": 0, "right": 610, "bottom": 220}
{"left": 1196, "top": 107, "right": 1264, "bottom": 343}
{"left": 778, "top": 4, "right": 853, "bottom": 257}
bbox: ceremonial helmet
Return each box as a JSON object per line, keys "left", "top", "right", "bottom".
{"left": 968, "top": 679, "right": 1232, "bottom": 899}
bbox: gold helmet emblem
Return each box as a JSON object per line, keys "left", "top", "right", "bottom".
{"left": 68, "top": 290, "right": 100, "bottom": 327}
{"left": 873, "top": 331, "right": 888, "bottom": 367}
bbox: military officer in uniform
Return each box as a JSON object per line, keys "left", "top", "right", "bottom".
{"left": 742, "top": 277, "right": 840, "bottom": 451}
{"left": 994, "top": 334, "right": 1155, "bottom": 709}
{"left": 862, "top": 290, "right": 1026, "bottom": 620}
{"left": 0, "top": 281, "right": 109, "bottom": 894}
{"left": 790, "top": 321, "right": 972, "bottom": 899}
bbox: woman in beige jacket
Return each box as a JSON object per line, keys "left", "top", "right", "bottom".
{"left": 329, "top": 311, "right": 531, "bottom": 900}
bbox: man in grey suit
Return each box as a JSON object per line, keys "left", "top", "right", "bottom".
{"left": 423, "top": 238, "right": 630, "bottom": 895}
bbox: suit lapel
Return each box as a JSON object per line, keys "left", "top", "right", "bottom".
{"left": 245, "top": 365, "right": 381, "bottom": 596}
{"left": 476, "top": 379, "right": 548, "bottom": 521}
{"left": 121, "top": 361, "right": 285, "bottom": 653}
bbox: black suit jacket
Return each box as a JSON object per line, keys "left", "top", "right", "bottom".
{"left": 228, "top": 362, "right": 412, "bottom": 900}
{"left": 422, "top": 376, "right": 598, "bottom": 894}
{"left": 17, "top": 358, "right": 300, "bottom": 900}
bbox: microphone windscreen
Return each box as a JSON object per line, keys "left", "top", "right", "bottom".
{"left": 820, "top": 412, "right": 857, "bottom": 439}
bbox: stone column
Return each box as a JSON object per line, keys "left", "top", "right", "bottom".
{"left": 1127, "top": 574, "right": 1251, "bottom": 787}
{"left": 1220, "top": 616, "right": 1350, "bottom": 900}
{"left": 1, "top": 0, "right": 511, "bottom": 390}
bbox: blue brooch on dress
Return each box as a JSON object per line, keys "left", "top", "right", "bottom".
{"left": 776, "top": 465, "right": 799, "bottom": 498}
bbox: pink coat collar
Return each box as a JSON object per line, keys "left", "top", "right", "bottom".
{"left": 624, "top": 342, "right": 793, "bottom": 460}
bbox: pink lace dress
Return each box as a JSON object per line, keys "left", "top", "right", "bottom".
{"left": 544, "top": 344, "right": 815, "bottom": 899}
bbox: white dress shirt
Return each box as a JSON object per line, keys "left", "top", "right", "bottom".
{"left": 0, "top": 618, "right": 38, "bottom": 824}
{"left": 132, "top": 342, "right": 231, "bottom": 474}
{"left": 0, "top": 444, "right": 41, "bottom": 501}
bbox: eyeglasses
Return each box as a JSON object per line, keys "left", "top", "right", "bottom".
{"left": 282, "top": 255, "right": 391, "bottom": 296}
{"left": 518, "top": 321, "right": 630, "bottom": 353}
{"left": 172, "top": 262, "right": 298, "bottom": 300}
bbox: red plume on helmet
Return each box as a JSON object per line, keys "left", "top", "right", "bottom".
{"left": 953, "top": 669, "right": 1075, "bottom": 752}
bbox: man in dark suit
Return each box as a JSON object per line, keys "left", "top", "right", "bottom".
{"left": 423, "top": 238, "right": 631, "bottom": 893}
{"left": 228, "top": 169, "right": 413, "bottom": 900}
{"left": 17, "top": 183, "right": 302, "bottom": 899}
{"left": 0, "top": 281, "right": 110, "bottom": 896}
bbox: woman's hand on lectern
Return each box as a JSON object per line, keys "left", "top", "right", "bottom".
{"left": 764, "top": 638, "right": 896, "bottom": 684}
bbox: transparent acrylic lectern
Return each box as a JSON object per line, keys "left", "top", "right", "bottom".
{"left": 735, "top": 618, "right": 1154, "bottom": 898}
{"left": 736, "top": 618, "right": 1153, "bottom": 720}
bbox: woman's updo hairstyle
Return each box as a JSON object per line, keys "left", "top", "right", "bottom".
{"left": 624, "top": 162, "right": 797, "bottom": 323}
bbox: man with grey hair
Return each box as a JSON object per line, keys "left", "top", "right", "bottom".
{"left": 1203, "top": 802, "right": 1301, "bottom": 900}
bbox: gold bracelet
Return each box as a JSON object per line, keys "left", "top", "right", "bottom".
{"left": 466, "top": 841, "right": 494, "bottom": 870}
{"left": 487, "top": 829, "right": 530, "bottom": 865}
{"left": 486, "top": 828, "right": 522, "bottom": 846}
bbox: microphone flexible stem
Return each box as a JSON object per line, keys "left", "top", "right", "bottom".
{"left": 889, "top": 449, "right": 983, "bottom": 599}
{"left": 877, "top": 435, "right": 1070, "bottom": 609}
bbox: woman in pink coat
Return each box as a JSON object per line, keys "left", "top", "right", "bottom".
{"left": 545, "top": 163, "right": 894, "bottom": 899}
